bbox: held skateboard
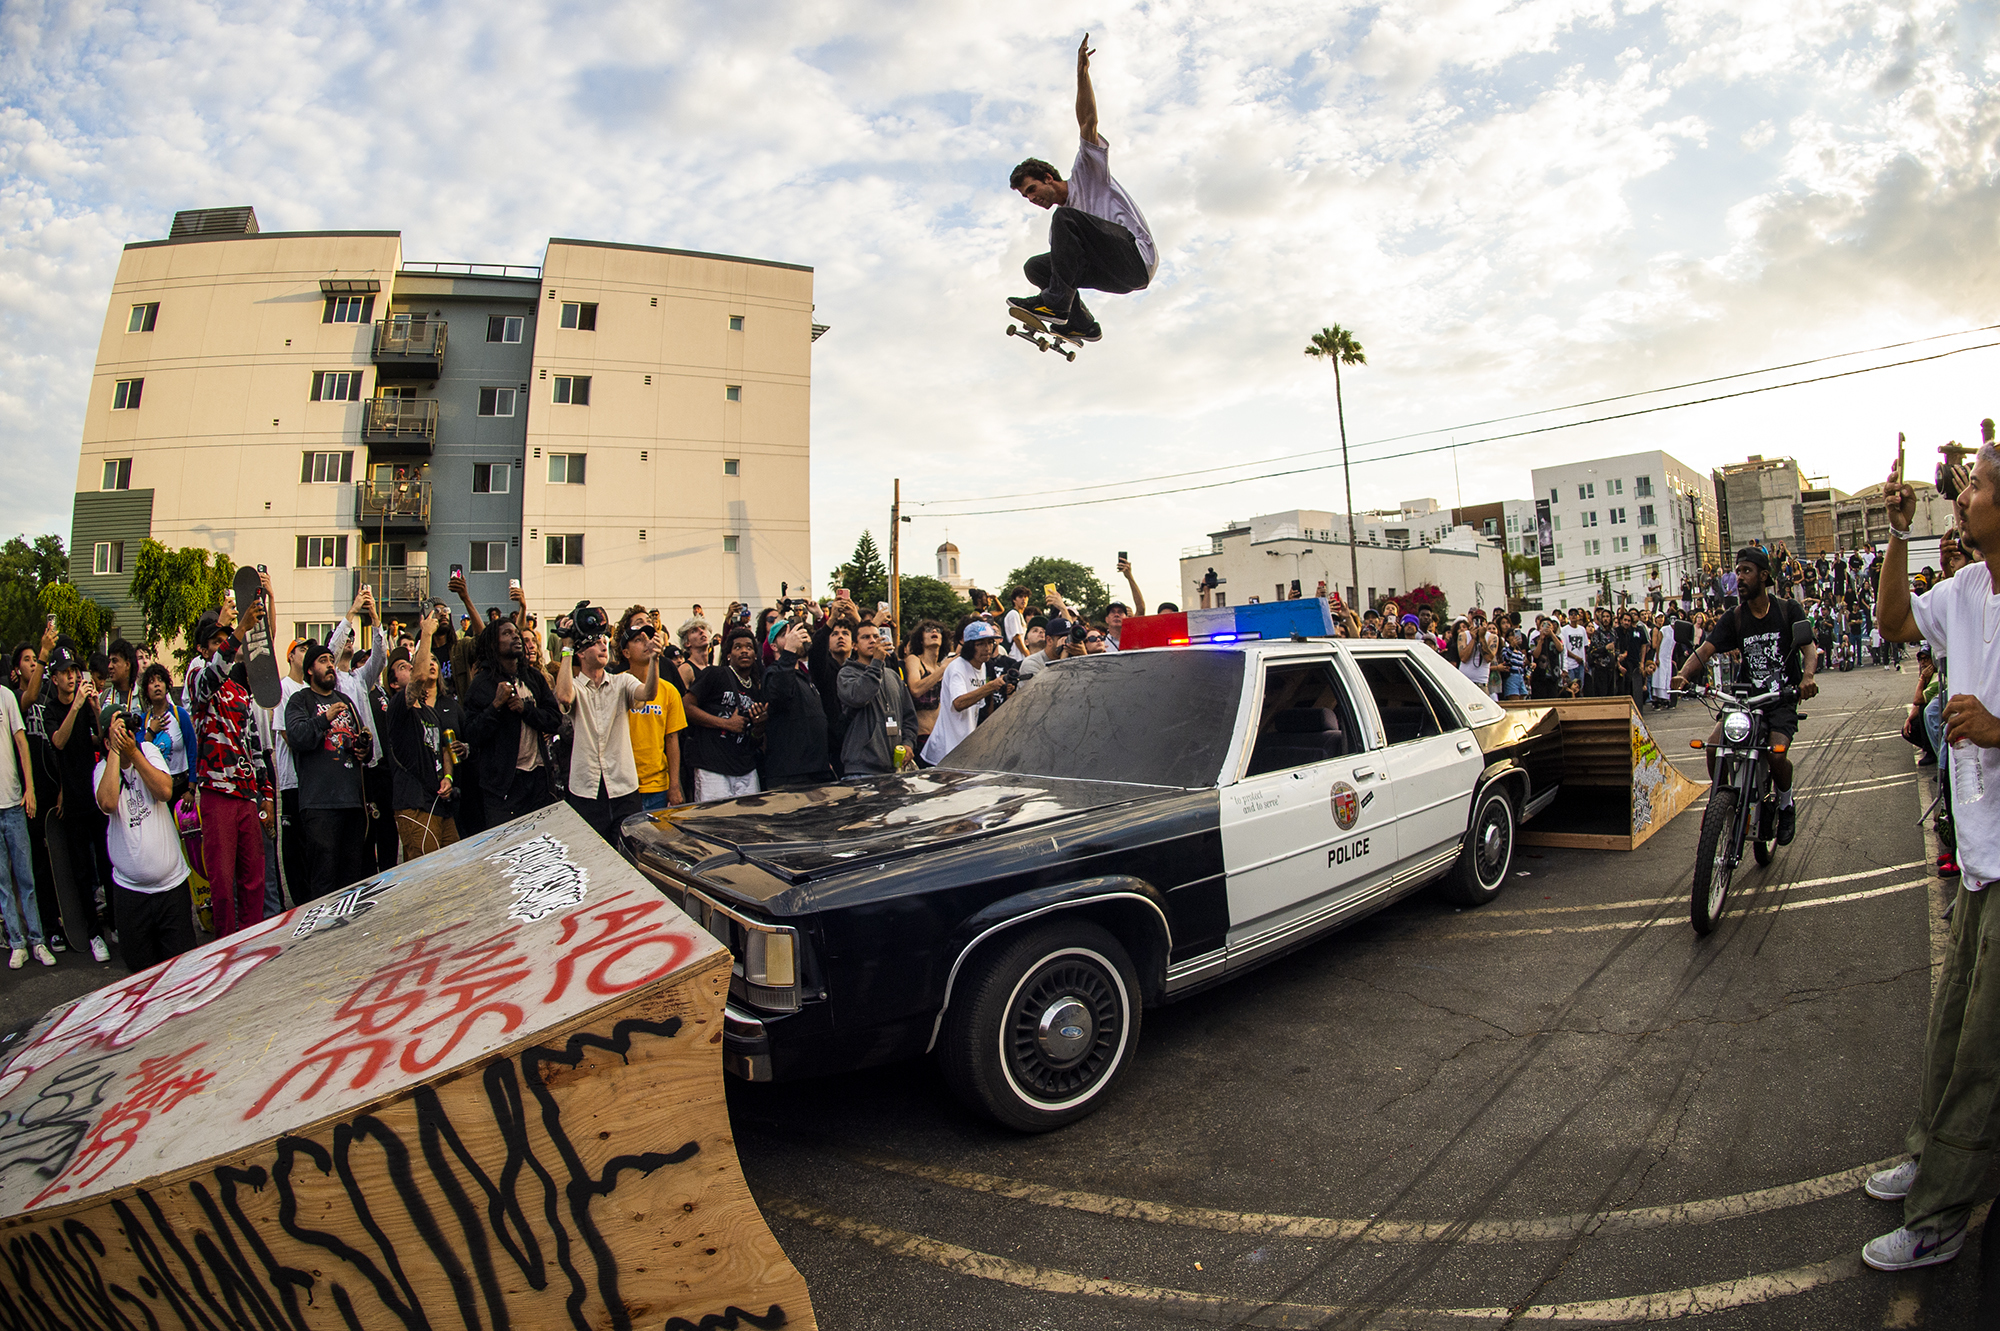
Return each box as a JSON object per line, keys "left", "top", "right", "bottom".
{"left": 1005, "top": 305, "right": 1082, "bottom": 362}
{"left": 233, "top": 565, "right": 283, "bottom": 710}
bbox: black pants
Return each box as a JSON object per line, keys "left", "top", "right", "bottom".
{"left": 365, "top": 763, "right": 398, "bottom": 872}
{"left": 565, "top": 782, "right": 642, "bottom": 847}
{"left": 278, "top": 788, "right": 312, "bottom": 906}
{"left": 114, "top": 880, "right": 197, "bottom": 973}
{"left": 483, "top": 767, "right": 554, "bottom": 827}
{"left": 1025, "top": 206, "right": 1150, "bottom": 318}
{"left": 298, "top": 807, "right": 370, "bottom": 902}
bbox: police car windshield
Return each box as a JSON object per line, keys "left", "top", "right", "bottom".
{"left": 943, "top": 650, "right": 1245, "bottom": 788}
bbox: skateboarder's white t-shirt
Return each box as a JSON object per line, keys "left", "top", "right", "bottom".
{"left": 0, "top": 688, "right": 24, "bottom": 809}
{"left": 1069, "top": 137, "right": 1157, "bottom": 276}
{"left": 1912, "top": 561, "right": 2000, "bottom": 888}
{"left": 93, "top": 741, "right": 190, "bottom": 895}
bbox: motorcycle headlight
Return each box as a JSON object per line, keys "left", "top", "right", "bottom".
{"left": 1722, "top": 711, "right": 1752, "bottom": 744}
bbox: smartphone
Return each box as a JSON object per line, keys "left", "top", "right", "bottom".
{"left": 835, "top": 589, "right": 851, "bottom": 601}
{"left": 1043, "top": 583, "right": 1059, "bottom": 600}
{"left": 1897, "top": 432, "right": 1905, "bottom": 480}
{"left": 44, "top": 614, "right": 55, "bottom": 629}
{"left": 1118, "top": 551, "right": 1127, "bottom": 562}
{"left": 877, "top": 601, "right": 890, "bottom": 613}
{"left": 257, "top": 563, "right": 267, "bottom": 574}
{"left": 509, "top": 578, "right": 520, "bottom": 591}
{"left": 451, "top": 563, "right": 464, "bottom": 580}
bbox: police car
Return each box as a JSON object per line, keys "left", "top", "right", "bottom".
{"left": 622, "top": 601, "right": 1564, "bottom": 1131}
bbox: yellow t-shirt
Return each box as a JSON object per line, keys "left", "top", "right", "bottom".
{"left": 626, "top": 685, "right": 689, "bottom": 794}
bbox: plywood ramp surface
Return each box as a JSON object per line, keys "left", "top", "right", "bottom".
{"left": 0, "top": 802, "right": 813, "bottom": 1331}
{"left": 1508, "top": 697, "right": 1707, "bottom": 851}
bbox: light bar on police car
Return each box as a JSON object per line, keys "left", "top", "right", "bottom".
{"left": 1118, "top": 599, "right": 1336, "bottom": 650}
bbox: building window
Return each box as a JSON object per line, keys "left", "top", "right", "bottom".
{"left": 1583, "top": 511, "right": 1598, "bottom": 527}
{"left": 300, "top": 451, "right": 353, "bottom": 483}
{"left": 553, "top": 375, "right": 591, "bottom": 405}
{"left": 1578, "top": 482, "right": 1594, "bottom": 500}
{"left": 725, "top": 384, "right": 742, "bottom": 402}
{"left": 1584, "top": 539, "right": 1601, "bottom": 557}
{"left": 1481, "top": 518, "right": 1498, "bottom": 535}
{"left": 1613, "top": 536, "right": 1630, "bottom": 553}
{"left": 559, "top": 302, "right": 597, "bottom": 331}
{"left": 296, "top": 535, "right": 350, "bottom": 569}
{"left": 1521, "top": 536, "right": 1536, "bottom": 556}
{"left": 547, "top": 453, "right": 586, "bottom": 485}
{"left": 469, "top": 541, "right": 507, "bottom": 573}
{"left": 1506, "top": 514, "right": 1519, "bottom": 534}
{"left": 1608, "top": 478, "right": 1624, "bottom": 495}
{"left": 126, "top": 303, "right": 158, "bottom": 333}
{"left": 101, "top": 458, "right": 132, "bottom": 490}
{"left": 723, "top": 458, "right": 740, "bottom": 476}
{"left": 1616, "top": 565, "right": 1631, "bottom": 583}
{"left": 112, "top": 378, "right": 143, "bottom": 410}
{"left": 1642, "top": 534, "right": 1659, "bottom": 555}
{"left": 477, "top": 387, "right": 517, "bottom": 417}
{"left": 729, "top": 315, "right": 744, "bottom": 331}
{"left": 1555, "top": 543, "right": 1564, "bottom": 561}
{"left": 485, "top": 315, "right": 525, "bottom": 343}
{"left": 92, "top": 541, "right": 124, "bottom": 576}
{"left": 1638, "top": 504, "right": 1656, "bottom": 526}
{"left": 1549, "top": 488, "right": 1559, "bottom": 505}
{"left": 1635, "top": 475, "right": 1654, "bottom": 497}
{"left": 723, "top": 535, "right": 740, "bottom": 553}
{"left": 322, "top": 294, "right": 374, "bottom": 324}
{"left": 311, "top": 370, "right": 363, "bottom": 401}
{"left": 472, "top": 462, "right": 510, "bottom": 494}
{"left": 295, "top": 621, "right": 337, "bottom": 643}
{"left": 546, "top": 533, "right": 584, "bottom": 565}
{"left": 1608, "top": 507, "right": 1625, "bottom": 524}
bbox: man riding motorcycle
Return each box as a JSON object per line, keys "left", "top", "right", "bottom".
{"left": 1672, "top": 546, "right": 1821, "bottom": 845}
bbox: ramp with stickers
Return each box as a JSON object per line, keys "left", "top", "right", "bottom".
{"left": 0, "top": 803, "right": 814, "bottom": 1331}
{"left": 1509, "top": 696, "right": 1707, "bottom": 851}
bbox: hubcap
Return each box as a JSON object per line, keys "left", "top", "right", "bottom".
{"left": 1036, "top": 998, "right": 1094, "bottom": 1066}
{"left": 1476, "top": 800, "right": 1511, "bottom": 885}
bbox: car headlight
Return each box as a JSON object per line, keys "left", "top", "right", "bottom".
{"left": 1722, "top": 711, "right": 1752, "bottom": 744}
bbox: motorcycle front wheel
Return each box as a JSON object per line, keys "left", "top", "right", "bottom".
{"left": 1692, "top": 787, "right": 1739, "bottom": 935}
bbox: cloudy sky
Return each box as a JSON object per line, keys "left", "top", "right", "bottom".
{"left": 3, "top": 0, "right": 1996, "bottom": 604}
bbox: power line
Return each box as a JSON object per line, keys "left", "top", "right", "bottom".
{"left": 916, "top": 339, "right": 2000, "bottom": 518}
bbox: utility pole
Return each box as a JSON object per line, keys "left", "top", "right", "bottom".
{"left": 890, "top": 478, "right": 902, "bottom": 632}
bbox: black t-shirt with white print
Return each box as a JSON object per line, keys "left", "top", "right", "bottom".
{"left": 1705, "top": 596, "right": 1810, "bottom": 692}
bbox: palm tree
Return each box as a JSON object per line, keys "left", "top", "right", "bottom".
{"left": 1304, "top": 325, "right": 1367, "bottom": 610}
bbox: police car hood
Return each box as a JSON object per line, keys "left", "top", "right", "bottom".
{"left": 627, "top": 768, "right": 1175, "bottom": 885}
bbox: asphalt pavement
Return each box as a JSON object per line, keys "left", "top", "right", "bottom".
{"left": 726, "top": 660, "right": 1993, "bottom": 1329}
{"left": 0, "top": 660, "right": 1976, "bottom": 1328}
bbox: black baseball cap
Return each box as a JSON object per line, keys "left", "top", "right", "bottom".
{"left": 1736, "top": 547, "right": 1771, "bottom": 573}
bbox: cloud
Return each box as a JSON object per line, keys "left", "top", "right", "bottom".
{"left": 0, "top": 0, "right": 1994, "bottom": 606}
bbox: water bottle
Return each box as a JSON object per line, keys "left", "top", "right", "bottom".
{"left": 1953, "top": 739, "right": 1986, "bottom": 804}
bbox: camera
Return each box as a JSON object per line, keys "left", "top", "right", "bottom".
{"left": 1068, "top": 617, "right": 1089, "bottom": 646}
{"left": 554, "top": 600, "right": 609, "bottom": 647}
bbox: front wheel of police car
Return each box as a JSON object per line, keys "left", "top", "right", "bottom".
{"left": 1438, "top": 785, "right": 1517, "bottom": 908}
{"left": 940, "top": 920, "right": 1142, "bottom": 1133}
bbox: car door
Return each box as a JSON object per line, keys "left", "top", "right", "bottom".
{"left": 1351, "top": 653, "right": 1484, "bottom": 868}
{"left": 1220, "top": 658, "right": 1396, "bottom": 965}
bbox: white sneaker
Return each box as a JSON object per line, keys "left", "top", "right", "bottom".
{"left": 88, "top": 936, "right": 109, "bottom": 963}
{"left": 1863, "top": 1221, "right": 1966, "bottom": 1271}
{"left": 31, "top": 944, "right": 55, "bottom": 967}
{"left": 1866, "top": 1159, "right": 1919, "bottom": 1200}
{"left": 6, "top": 948, "right": 22, "bottom": 970}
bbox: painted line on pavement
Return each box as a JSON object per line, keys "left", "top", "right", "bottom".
{"left": 845, "top": 1150, "right": 1899, "bottom": 1246}
{"left": 1444, "top": 879, "right": 1928, "bottom": 938}
{"left": 767, "top": 1195, "right": 1886, "bottom": 1325}
{"left": 1483, "top": 860, "right": 1928, "bottom": 919}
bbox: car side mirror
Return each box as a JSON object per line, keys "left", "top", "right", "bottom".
{"left": 1792, "top": 621, "right": 1816, "bottom": 648}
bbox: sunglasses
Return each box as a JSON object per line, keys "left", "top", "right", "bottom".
{"left": 1084, "top": 635, "right": 1105, "bottom": 643}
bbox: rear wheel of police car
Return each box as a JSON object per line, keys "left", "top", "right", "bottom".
{"left": 940, "top": 920, "right": 1142, "bottom": 1132}
{"left": 1438, "top": 784, "right": 1516, "bottom": 907}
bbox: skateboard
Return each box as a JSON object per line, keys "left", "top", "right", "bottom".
{"left": 233, "top": 565, "right": 282, "bottom": 709}
{"left": 1005, "top": 305, "right": 1082, "bottom": 362}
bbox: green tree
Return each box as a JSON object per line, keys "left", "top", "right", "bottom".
{"left": 128, "top": 540, "right": 236, "bottom": 661}
{"left": 0, "top": 534, "right": 112, "bottom": 649}
{"left": 1503, "top": 552, "right": 1541, "bottom": 606}
{"left": 829, "top": 531, "right": 888, "bottom": 608}
{"left": 41, "top": 582, "right": 115, "bottom": 650}
{"left": 1304, "top": 324, "right": 1367, "bottom": 621}
{"left": 893, "top": 575, "right": 972, "bottom": 633}
{"left": 1003, "top": 558, "right": 1111, "bottom": 620}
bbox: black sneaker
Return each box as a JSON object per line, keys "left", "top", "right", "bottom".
{"left": 1058, "top": 318, "right": 1102, "bottom": 342}
{"left": 1775, "top": 802, "right": 1797, "bottom": 845}
{"left": 1008, "top": 292, "right": 1072, "bottom": 323}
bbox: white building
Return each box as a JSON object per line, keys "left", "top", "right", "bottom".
{"left": 1178, "top": 504, "right": 1507, "bottom": 617}
{"left": 1530, "top": 451, "right": 1720, "bottom": 611}
{"left": 934, "top": 540, "right": 975, "bottom": 594}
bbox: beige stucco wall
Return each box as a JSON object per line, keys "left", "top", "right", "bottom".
{"left": 76, "top": 231, "right": 402, "bottom": 625}
{"left": 522, "top": 240, "right": 813, "bottom": 625}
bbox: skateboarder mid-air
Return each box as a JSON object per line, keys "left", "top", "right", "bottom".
{"left": 1009, "top": 34, "right": 1157, "bottom": 343}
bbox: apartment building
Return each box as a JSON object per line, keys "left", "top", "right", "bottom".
{"left": 1178, "top": 506, "right": 1507, "bottom": 614}
{"left": 1712, "top": 454, "right": 1807, "bottom": 553}
{"left": 69, "top": 207, "right": 813, "bottom": 643}
{"left": 1530, "top": 451, "right": 1719, "bottom": 610}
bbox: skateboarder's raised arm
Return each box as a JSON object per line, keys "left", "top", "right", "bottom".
{"left": 1075, "top": 34, "right": 1099, "bottom": 146}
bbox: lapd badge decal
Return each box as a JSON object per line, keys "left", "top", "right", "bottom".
{"left": 1331, "top": 781, "right": 1360, "bottom": 831}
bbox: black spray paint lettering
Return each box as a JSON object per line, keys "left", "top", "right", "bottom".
{"left": 662, "top": 1306, "right": 789, "bottom": 1331}
{"left": 489, "top": 835, "right": 593, "bottom": 923}
{"left": 1327, "top": 836, "right": 1371, "bottom": 867}
{"left": 0, "top": 1057, "right": 118, "bottom": 1190}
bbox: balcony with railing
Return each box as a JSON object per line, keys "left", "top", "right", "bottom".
{"left": 362, "top": 397, "right": 437, "bottom": 451}
{"left": 356, "top": 478, "right": 431, "bottom": 531}
{"left": 371, "top": 316, "right": 447, "bottom": 379}
{"left": 351, "top": 562, "right": 431, "bottom": 610}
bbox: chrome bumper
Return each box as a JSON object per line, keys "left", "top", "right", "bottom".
{"left": 722, "top": 1002, "right": 772, "bottom": 1081}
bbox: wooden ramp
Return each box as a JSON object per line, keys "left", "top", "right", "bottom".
{"left": 0, "top": 802, "right": 814, "bottom": 1331}
{"left": 1509, "top": 697, "right": 1707, "bottom": 851}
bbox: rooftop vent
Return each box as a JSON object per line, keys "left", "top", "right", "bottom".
{"left": 168, "top": 207, "right": 260, "bottom": 240}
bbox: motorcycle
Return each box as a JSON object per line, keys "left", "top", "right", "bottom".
{"left": 1680, "top": 621, "right": 1816, "bottom": 935}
